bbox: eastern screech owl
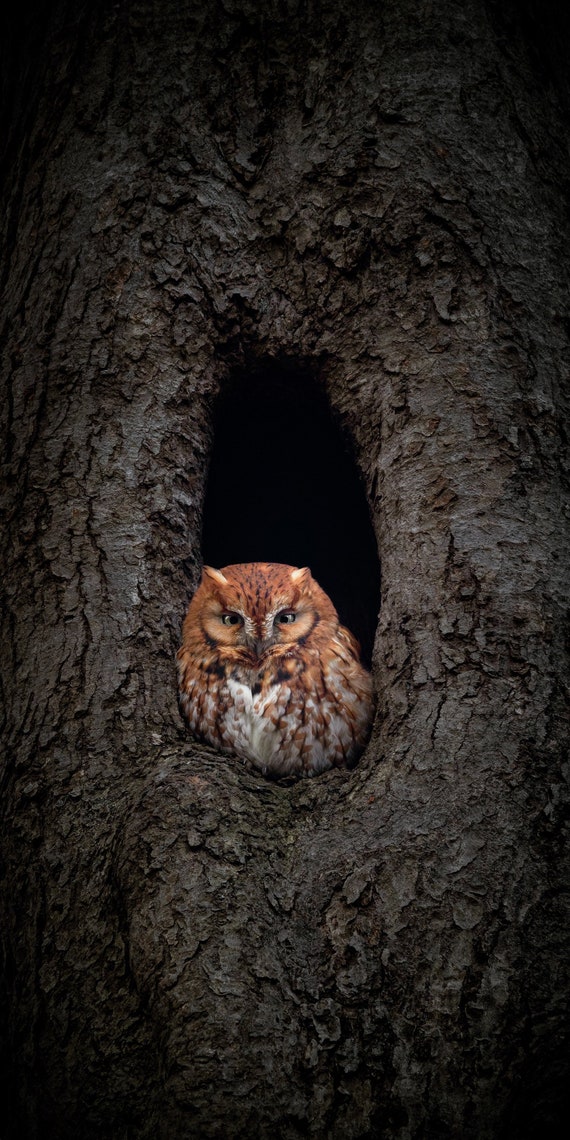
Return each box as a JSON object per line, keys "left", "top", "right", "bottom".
{"left": 177, "top": 562, "right": 374, "bottom": 777}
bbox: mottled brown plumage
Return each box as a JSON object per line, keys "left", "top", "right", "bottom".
{"left": 177, "top": 562, "right": 374, "bottom": 777}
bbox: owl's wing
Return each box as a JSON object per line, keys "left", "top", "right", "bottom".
{"left": 336, "top": 622, "right": 363, "bottom": 663}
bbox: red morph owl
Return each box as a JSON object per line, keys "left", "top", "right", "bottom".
{"left": 177, "top": 562, "right": 374, "bottom": 777}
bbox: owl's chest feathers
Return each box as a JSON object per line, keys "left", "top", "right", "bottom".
{"left": 223, "top": 677, "right": 285, "bottom": 770}
{"left": 179, "top": 640, "right": 372, "bottom": 776}
{"left": 201, "top": 652, "right": 317, "bottom": 772}
{"left": 223, "top": 656, "right": 301, "bottom": 759}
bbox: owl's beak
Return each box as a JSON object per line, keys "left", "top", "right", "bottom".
{"left": 248, "top": 635, "right": 273, "bottom": 660}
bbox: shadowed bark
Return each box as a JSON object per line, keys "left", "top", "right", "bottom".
{"left": 1, "top": 1, "right": 569, "bottom": 1137}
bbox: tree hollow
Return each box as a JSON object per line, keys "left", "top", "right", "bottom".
{"left": 201, "top": 360, "right": 380, "bottom": 663}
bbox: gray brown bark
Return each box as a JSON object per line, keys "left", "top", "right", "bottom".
{"left": 1, "top": 1, "right": 569, "bottom": 1137}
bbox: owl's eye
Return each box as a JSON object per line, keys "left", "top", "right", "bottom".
{"left": 221, "top": 612, "right": 243, "bottom": 626}
{"left": 276, "top": 611, "right": 296, "bottom": 625}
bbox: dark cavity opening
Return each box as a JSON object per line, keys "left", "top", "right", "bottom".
{"left": 202, "top": 361, "right": 380, "bottom": 665}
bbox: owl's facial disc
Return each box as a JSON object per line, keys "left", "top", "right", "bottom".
{"left": 198, "top": 565, "right": 321, "bottom": 661}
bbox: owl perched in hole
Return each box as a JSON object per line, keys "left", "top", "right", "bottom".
{"left": 177, "top": 562, "right": 374, "bottom": 778}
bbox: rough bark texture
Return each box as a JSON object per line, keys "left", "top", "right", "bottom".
{"left": 1, "top": 1, "right": 569, "bottom": 1137}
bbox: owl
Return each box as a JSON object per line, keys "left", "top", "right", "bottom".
{"left": 177, "top": 562, "right": 374, "bottom": 778}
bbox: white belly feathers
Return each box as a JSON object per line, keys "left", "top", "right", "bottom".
{"left": 224, "top": 678, "right": 284, "bottom": 770}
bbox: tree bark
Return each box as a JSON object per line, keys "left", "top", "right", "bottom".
{"left": 1, "top": 1, "right": 569, "bottom": 1137}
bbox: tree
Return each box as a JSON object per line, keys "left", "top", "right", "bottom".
{"left": 1, "top": 1, "right": 569, "bottom": 1136}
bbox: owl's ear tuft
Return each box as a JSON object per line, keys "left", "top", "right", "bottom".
{"left": 202, "top": 566, "right": 229, "bottom": 588}
{"left": 290, "top": 566, "right": 311, "bottom": 586}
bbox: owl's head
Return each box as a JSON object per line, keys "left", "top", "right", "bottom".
{"left": 187, "top": 561, "right": 338, "bottom": 661}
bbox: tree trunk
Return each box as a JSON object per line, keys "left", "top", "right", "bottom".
{"left": 1, "top": 1, "right": 569, "bottom": 1137}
